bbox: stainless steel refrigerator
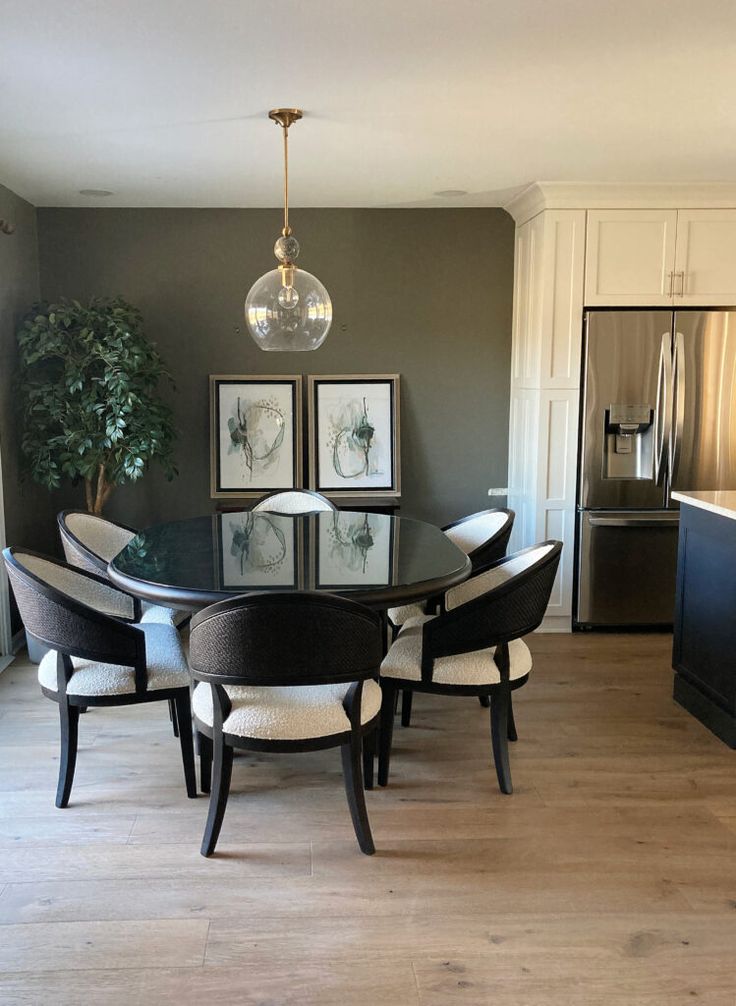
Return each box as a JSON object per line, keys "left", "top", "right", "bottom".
{"left": 576, "top": 309, "right": 736, "bottom": 627}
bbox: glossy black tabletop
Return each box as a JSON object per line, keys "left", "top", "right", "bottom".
{"left": 108, "top": 510, "right": 471, "bottom": 610}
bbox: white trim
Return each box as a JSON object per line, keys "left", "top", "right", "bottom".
{"left": 0, "top": 439, "right": 12, "bottom": 658}
{"left": 0, "top": 654, "right": 13, "bottom": 674}
{"left": 537, "top": 615, "right": 572, "bottom": 633}
{"left": 504, "top": 182, "right": 736, "bottom": 225}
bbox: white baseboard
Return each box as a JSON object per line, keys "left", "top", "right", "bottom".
{"left": 537, "top": 615, "right": 572, "bottom": 633}
{"left": 0, "top": 654, "right": 14, "bottom": 674}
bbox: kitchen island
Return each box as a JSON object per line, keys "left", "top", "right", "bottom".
{"left": 672, "top": 490, "right": 736, "bottom": 747}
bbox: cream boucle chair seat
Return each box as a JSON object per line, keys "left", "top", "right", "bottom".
{"left": 2, "top": 547, "right": 197, "bottom": 808}
{"left": 39, "top": 621, "right": 189, "bottom": 697}
{"left": 378, "top": 541, "right": 562, "bottom": 796}
{"left": 57, "top": 510, "right": 187, "bottom": 627}
{"left": 252, "top": 490, "right": 336, "bottom": 514}
{"left": 192, "top": 679, "right": 382, "bottom": 742}
{"left": 189, "top": 591, "right": 382, "bottom": 857}
{"left": 386, "top": 508, "right": 514, "bottom": 630}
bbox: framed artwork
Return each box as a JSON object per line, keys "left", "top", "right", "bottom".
{"left": 215, "top": 511, "right": 302, "bottom": 590}
{"left": 210, "top": 375, "right": 302, "bottom": 498}
{"left": 307, "top": 375, "right": 401, "bottom": 497}
{"left": 312, "top": 510, "right": 399, "bottom": 590}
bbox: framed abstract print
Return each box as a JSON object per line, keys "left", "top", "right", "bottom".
{"left": 307, "top": 375, "right": 401, "bottom": 498}
{"left": 210, "top": 375, "right": 302, "bottom": 499}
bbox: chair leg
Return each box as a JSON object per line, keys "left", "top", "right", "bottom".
{"left": 362, "top": 726, "right": 376, "bottom": 791}
{"left": 378, "top": 683, "right": 396, "bottom": 787}
{"left": 341, "top": 731, "right": 375, "bottom": 855}
{"left": 478, "top": 694, "right": 490, "bottom": 708}
{"left": 169, "top": 698, "right": 179, "bottom": 737}
{"left": 198, "top": 731, "right": 213, "bottom": 794}
{"left": 174, "top": 691, "right": 197, "bottom": 799}
{"left": 56, "top": 701, "right": 80, "bottom": 809}
{"left": 507, "top": 692, "right": 518, "bottom": 742}
{"left": 401, "top": 689, "right": 413, "bottom": 727}
{"left": 490, "top": 687, "right": 513, "bottom": 795}
{"left": 200, "top": 737, "right": 234, "bottom": 857}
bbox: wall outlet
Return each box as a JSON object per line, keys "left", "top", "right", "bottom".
{"left": 487, "top": 487, "right": 509, "bottom": 496}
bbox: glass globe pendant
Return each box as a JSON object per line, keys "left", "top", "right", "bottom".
{"left": 245, "top": 109, "right": 332, "bottom": 352}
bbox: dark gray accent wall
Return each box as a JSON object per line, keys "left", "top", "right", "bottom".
{"left": 0, "top": 184, "right": 57, "bottom": 560}
{"left": 36, "top": 208, "right": 513, "bottom": 531}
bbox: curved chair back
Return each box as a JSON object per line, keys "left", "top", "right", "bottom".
{"left": 252, "top": 490, "right": 336, "bottom": 515}
{"left": 423, "top": 541, "right": 562, "bottom": 676}
{"left": 189, "top": 591, "right": 381, "bottom": 687}
{"left": 3, "top": 548, "right": 145, "bottom": 679}
{"left": 443, "top": 508, "right": 515, "bottom": 571}
{"left": 58, "top": 510, "right": 138, "bottom": 576}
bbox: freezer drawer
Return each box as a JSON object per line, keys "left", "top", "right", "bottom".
{"left": 576, "top": 510, "right": 680, "bottom": 627}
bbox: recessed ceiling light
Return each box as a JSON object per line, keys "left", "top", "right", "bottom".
{"left": 434, "top": 189, "right": 468, "bottom": 198}
{"left": 78, "top": 188, "right": 114, "bottom": 197}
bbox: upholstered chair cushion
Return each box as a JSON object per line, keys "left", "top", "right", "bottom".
{"left": 387, "top": 601, "right": 426, "bottom": 626}
{"left": 64, "top": 513, "right": 136, "bottom": 562}
{"left": 38, "top": 622, "right": 189, "bottom": 697}
{"left": 380, "top": 614, "right": 532, "bottom": 686}
{"left": 252, "top": 491, "right": 334, "bottom": 514}
{"left": 192, "top": 678, "right": 382, "bottom": 742}
{"left": 20, "top": 554, "right": 135, "bottom": 620}
{"left": 443, "top": 543, "right": 556, "bottom": 611}
{"left": 445, "top": 511, "right": 510, "bottom": 555}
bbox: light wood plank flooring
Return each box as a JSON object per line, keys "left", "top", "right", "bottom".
{"left": 1, "top": 633, "right": 735, "bottom": 1005}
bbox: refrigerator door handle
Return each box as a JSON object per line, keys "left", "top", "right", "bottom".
{"left": 587, "top": 515, "right": 680, "bottom": 527}
{"left": 669, "top": 332, "right": 686, "bottom": 485}
{"left": 653, "top": 332, "right": 672, "bottom": 486}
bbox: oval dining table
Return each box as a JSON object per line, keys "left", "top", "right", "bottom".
{"left": 107, "top": 509, "right": 471, "bottom": 613}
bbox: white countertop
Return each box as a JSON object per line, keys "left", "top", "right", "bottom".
{"left": 672, "top": 490, "right": 736, "bottom": 521}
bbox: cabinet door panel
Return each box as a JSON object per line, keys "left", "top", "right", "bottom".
{"left": 585, "top": 210, "right": 677, "bottom": 306}
{"left": 675, "top": 210, "right": 736, "bottom": 305}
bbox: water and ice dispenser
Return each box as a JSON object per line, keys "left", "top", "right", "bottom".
{"left": 603, "top": 404, "right": 654, "bottom": 480}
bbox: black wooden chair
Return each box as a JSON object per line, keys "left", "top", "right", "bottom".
{"left": 2, "top": 547, "right": 197, "bottom": 808}
{"left": 378, "top": 541, "right": 562, "bottom": 794}
{"left": 188, "top": 591, "right": 382, "bottom": 857}
{"left": 252, "top": 489, "right": 336, "bottom": 514}
{"left": 57, "top": 510, "right": 188, "bottom": 627}
{"left": 389, "top": 507, "right": 515, "bottom": 726}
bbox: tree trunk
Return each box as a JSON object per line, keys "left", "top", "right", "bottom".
{"left": 84, "top": 477, "right": 94, "bottom": 514}
{"left": 93, "top": 464, "right": 113, "bottom": 515}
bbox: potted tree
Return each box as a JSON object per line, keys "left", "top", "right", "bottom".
{"left": 17, "top": 297, "right": 177, "bottom": 514}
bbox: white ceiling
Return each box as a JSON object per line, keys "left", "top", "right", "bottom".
{"left": 2, "top": 0, "right": 736, "bottom": 208}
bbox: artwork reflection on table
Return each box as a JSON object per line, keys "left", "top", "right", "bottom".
{"left": 308, "top": 376, "right": 400, "bottom": 497}
{"left": 316, "top": 511, "right": 397, "bottom": 588}
{"left": 218, "top": 512, "right": 299, "bottom": 589}
{"left": 210, "top": 375, "right": 302, "bottom": 498}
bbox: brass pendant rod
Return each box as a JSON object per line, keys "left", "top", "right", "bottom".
{"left": 282, "top": 124, "right": 290, "bottom": 237}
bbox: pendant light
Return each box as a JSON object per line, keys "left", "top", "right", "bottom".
{"left": 244, "top": 109, "right": 332, "bottom": 352}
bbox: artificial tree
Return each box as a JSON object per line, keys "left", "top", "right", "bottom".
{"left": 16, "top": 297, "right": 177, "bottom": 514}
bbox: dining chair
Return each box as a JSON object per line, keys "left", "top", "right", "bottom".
{"left": 387, "top": 508, "right": 515, "bottom": 631}
{"left": 2, "top": 547, "right": 197, "bottom": 808}
{"left": 189, "top": 591, "right": 382, "bottom": 857}
{"left": 251, "top": 489, "right": 336, "bottom": 514}
{"left": 378, "top": 541, "right": 562, "bottom": 795}
{"left": 388, "top": 507, "right": 515, "bottom": 726}
{"left": 57, "top": 510, "right": 188, "bottom": 627}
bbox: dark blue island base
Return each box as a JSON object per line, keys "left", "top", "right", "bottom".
{"left": 672, "top": 496, "right": 736, "bottom": 748}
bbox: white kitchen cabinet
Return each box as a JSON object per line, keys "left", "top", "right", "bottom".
{"left": 674, "top": 210, "right": 736, "bottom": 305}
{"left": 585, "top": 210, "right": 677, "bottom": 307}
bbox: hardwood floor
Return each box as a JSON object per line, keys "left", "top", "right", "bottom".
{"left": 1, "top": 632, "right": 735, "bottom": 1005}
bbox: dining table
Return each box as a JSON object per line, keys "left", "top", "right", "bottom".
{"left": 107, "top": 509, "right": 471, "bottom": 613}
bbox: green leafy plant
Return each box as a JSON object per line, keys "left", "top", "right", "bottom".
{"left": 16, "top": 297, "right": 177, "bottom": 514}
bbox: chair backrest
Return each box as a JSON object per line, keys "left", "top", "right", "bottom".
{"left": 189, "top": 591, "right": 381, "bottom": 687}
{"left": 3, "top": 547, "right": 145, "bottom": 681}
{"left": 443, "top": 508, "right": 515, "bottom": 570}
{"left": 58, "top": 510, "right": 137, "bottom": 576}
{"left": 423, "top": 541, "right": 562, "bottom": 675}
{"left": 252, "top": 490, "right": 336, "bottom": 515}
